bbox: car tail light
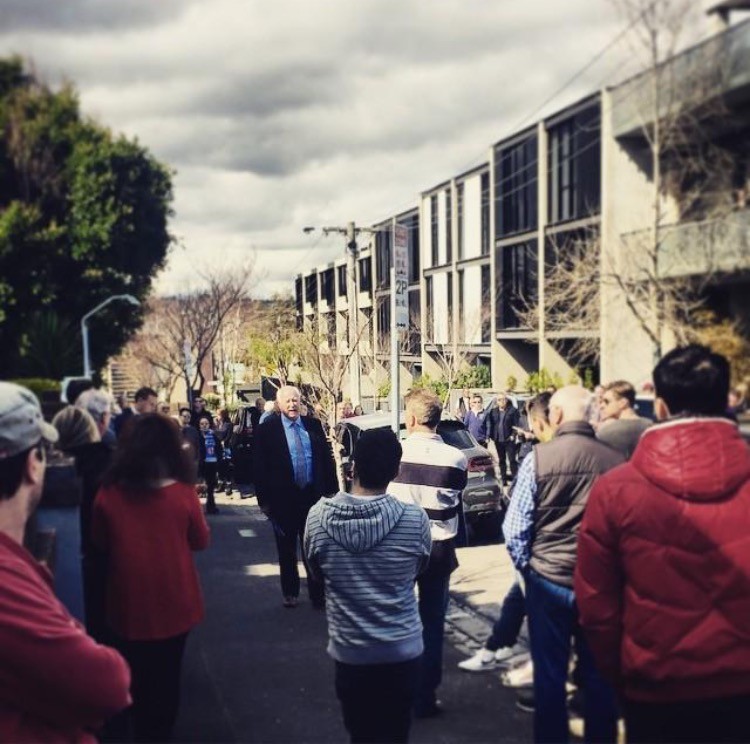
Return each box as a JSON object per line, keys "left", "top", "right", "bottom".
{"left": 468, "top": 455, "right": 494, "bottom": 472}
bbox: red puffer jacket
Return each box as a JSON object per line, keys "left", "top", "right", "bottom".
{"left": 575, "top": 417, "right": 750, "bottom": 703}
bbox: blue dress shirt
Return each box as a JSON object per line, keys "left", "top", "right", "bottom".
{"left": 282, "top": 415, "right": 313, "bottom": 485}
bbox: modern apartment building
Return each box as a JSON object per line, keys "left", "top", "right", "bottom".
{"left": 295, "top": 13, "right": 750, "bottom": 399}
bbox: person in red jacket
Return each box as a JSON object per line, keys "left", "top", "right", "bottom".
{"left": 575, "top": 345, "right": 750, "bottom": 744}
{"left": 0, "top": 382, "right": 131, "bottom": 742}
{"left": 93, "top": 413, "right": 210, "bottom": 743}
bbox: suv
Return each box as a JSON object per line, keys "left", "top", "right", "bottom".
{"left": 227, "top": 404, "right": 257, "bottom": 483}
{"left": 334, "top": 412, "right": 504, "bottom": 540}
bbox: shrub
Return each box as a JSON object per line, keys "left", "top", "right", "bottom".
{"left": 9, "top": 378, "right": 61, "bottom": 399}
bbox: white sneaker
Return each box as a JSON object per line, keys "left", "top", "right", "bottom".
{"left": 458, "top": 648, "right": 497, "bottom": 672}
{"left": 494, "top": 647, "right": 516, "bottom": 663}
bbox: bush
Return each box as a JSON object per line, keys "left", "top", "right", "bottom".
{"left": 203, "top": 393, "right": 221, "bottom": 411}
{"left": 411, "top": 374, "right": 448, "bottom": 401}
{"left": 506, "top": 374, "right": 518, "bottom": 392}
{"left": 9, "top": 378, "right": 61, "bottom": 399}
{"left": 455, "top": 364, "right": 491, "bottom": 389}
{"left": 524, "top": 368, "right": 564, "bottom": 394}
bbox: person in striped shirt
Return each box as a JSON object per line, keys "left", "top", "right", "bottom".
{"left": 388, "top": 389, "right": 468, "bottom": 719}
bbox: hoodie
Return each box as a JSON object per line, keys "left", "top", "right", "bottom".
{"left": 575, "top": 417, "right": 750, "bottom": 702}
{"left": 304, "top": 492, "right": 431, "bottom": 664}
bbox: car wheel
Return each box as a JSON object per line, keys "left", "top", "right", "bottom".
{"left": 468, "top": 512, "right": 503, "bottom": 544}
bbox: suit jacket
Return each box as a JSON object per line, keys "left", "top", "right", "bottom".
{"left": 487, "top": 404, "right": 519, "bottom": 443}
{"left": 112, "top": 407, "right": 134, "bottom": 438}
{"left": 252, "top": 414, "right": 338, "bottom": 524}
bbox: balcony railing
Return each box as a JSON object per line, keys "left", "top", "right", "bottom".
{"left": 611, "top": 19, "right": 750, "bottom": 138}
{"left": 620, "top": 209, "right": 750, "bottom": 279}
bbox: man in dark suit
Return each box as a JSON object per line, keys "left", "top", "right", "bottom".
{"left": 112, "top": 386, "right": 157, "bottom": 438}
{"left": 253, "top": 385, "right": 338, "bottom": 609}
{"left": 487, "top": 392, "right": 520, "bottom": 485}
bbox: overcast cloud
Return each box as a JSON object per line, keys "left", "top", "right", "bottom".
{"left": 0, "top": 0, "right": 715, "bottom": 297}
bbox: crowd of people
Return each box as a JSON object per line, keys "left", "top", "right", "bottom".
{"left": 0, "top": 343, "right": 749, "bottom": 743}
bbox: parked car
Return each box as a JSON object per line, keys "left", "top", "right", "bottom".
{"left": 333, "top": 412, "right": 504, "bottom": 540}
{"left": 227, "top": 404, "right": 257, "bottom": 484}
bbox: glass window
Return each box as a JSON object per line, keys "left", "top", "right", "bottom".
{"left": 481, "top": 264, "right": 491, "bottom": 342}
{"left": 495, "top": 241, "right": 538, "bottom": 329}
{"left": 358, "top": 256, "right": 372, "bottom": 293}
{"left": 337, "top": 265, "right": 347, "bottom": 297}
{"left": 495, "top": 136, "right": 538, "bottom": 238}
{"left": 446, "top": 188, "right": 453, "bottom": 263}
{"left": 430, "top": 194, "right": 438, "bottom": 266}
{"left": 457, "top": 182, "right": 465, "bottom": 260}
{"left": 548, "top": 105, "right": 601, "bottom": 224}
{"left": 481, "top": 173, "right": 490, "bottom": 254}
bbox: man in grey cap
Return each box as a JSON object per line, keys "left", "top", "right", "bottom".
{"left": 0, "top": 382, "right": 131, "bottom": 741}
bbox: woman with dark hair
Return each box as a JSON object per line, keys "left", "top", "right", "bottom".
{"left": 92, "top": 414, "right": 209, "bottom": 743}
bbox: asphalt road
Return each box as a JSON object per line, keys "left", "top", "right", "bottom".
{"left": 174, "top": 494, "right": 532, "bottom": 743}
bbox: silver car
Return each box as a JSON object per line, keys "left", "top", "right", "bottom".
{"left": 333, "top": 412, "right": 504, "bottom": 541}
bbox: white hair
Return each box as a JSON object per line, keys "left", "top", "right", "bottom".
{"left": 549, "top": 385, "right": 592, "bottom": 423}
{"left": 75, "top": 388, "right": 114, "bottom": 424}
{"left": 277, "top": 385, "right": 301, "bottom": 400}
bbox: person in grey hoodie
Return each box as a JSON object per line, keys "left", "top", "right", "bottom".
{"left": 304, "top": 428, "right": 431, "bottom": 744}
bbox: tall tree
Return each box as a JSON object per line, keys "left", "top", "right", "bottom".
{"left": 0, "top": 56, "right": 173, "bottom": 378}
{"left": 127, "top": 262, "right": 256, "bottom": 397}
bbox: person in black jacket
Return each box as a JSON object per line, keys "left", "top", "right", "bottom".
{"left": 252, "top": 386, "right": 338, "bottom": 609}
{"left": 487, "top": 393, "right": 520, "bottom": 485}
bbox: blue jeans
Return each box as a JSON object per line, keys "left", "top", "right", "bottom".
{"left": 486, "top": 579, "right": 525, "bottom": 651}
{"left": 525, "top": 570, "right": 617, "bottom": 744}
{"left": 416, "top": 569, "right": 451, "bottom": 710}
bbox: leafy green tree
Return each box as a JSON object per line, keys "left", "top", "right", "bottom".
{"left": 0, "top": 56, "right": 173, "bottom": 378}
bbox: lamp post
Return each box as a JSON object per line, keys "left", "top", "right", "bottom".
{"left": 81, "top": 294, "right": 141, "bottom": 378}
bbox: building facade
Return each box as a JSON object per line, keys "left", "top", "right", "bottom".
{"left": 296, "top": 14, "right": 750, "bottom": 400}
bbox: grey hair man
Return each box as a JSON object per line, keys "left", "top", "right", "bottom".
{"left": 253, "top": 386, "right": 338, "bottom": 608}
{"left": 503, "top": 385, "right": 624, "bottom": 742}
{"left": 75, "top": 388, "right": 117, "bottom": 448}
{"left": 388, "top": 389, "right": 468, "bottom": 718}
{"left": 0, "top": 383, "right": 131, "bottom": 740}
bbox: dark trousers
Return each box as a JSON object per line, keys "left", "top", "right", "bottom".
{"left": 415, "top": 568, "right": 451, "bottom": 711}
{"left": 116, "top": 632, "right": 189, "bottom": 743}
{"left": 495, "top": 440, "right": 518, "bottom": 483}
{"left": 486, "top": 579, "right": 526, "bottom": 651}
{"left": 272, "top": 510, "right": 323, "bottom": 603}
{"left": 335, "top": 657, "right": 421, "bottom": 743}
{"left": 200, "top": 461, "right": 218, "bottom": 510}
{"left": 525, "top": 570, "right": 617, "bottom": 744}
{"left": 623, "top": 695, "right": 750, "bottom": 743}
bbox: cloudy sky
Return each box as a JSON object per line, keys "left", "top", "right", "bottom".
{"left": 0, "top": 0, "right": 714, "bottom": 297}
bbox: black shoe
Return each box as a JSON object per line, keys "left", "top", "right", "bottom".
{"left": 515, "top": 687, "right": 535, "bottom": 713}
{"left": 414, "top": 700, "right": 443, "bottom": 719}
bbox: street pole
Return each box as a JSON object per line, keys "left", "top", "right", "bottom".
{"left": 346, "top": 222, "right": 362, "bottom": 406}
{"left": 81, "top": 294, "right": 141, "bottom": 378}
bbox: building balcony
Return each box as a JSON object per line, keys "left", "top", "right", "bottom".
{"left": 620, "top": 208, "right": 750, "bottom": 279}
{"left": 611, "top": 19, "right": 750, "bottom": 139}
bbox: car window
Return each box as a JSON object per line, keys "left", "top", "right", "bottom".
{"left": 635, "top": 398, "right": 655, "bottom": 421}
{"left": 437, "top": 426, "right": 474, "bottom": 449}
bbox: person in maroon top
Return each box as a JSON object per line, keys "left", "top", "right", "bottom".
{"left": 0, "top": 382, "right": 131, "bottom": 742}
{"left": 93, "top": 413, "right": 210, "bottom": 743}
{"left": 576, "top": 345, "right": 750, "bottom": 744}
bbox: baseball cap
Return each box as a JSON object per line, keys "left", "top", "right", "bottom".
{"left": 0, "top": 382, "right": 59, "bottom": 459}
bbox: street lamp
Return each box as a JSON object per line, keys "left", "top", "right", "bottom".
{"left": 81, "top": 294, "right": 141, "bottom": 378}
